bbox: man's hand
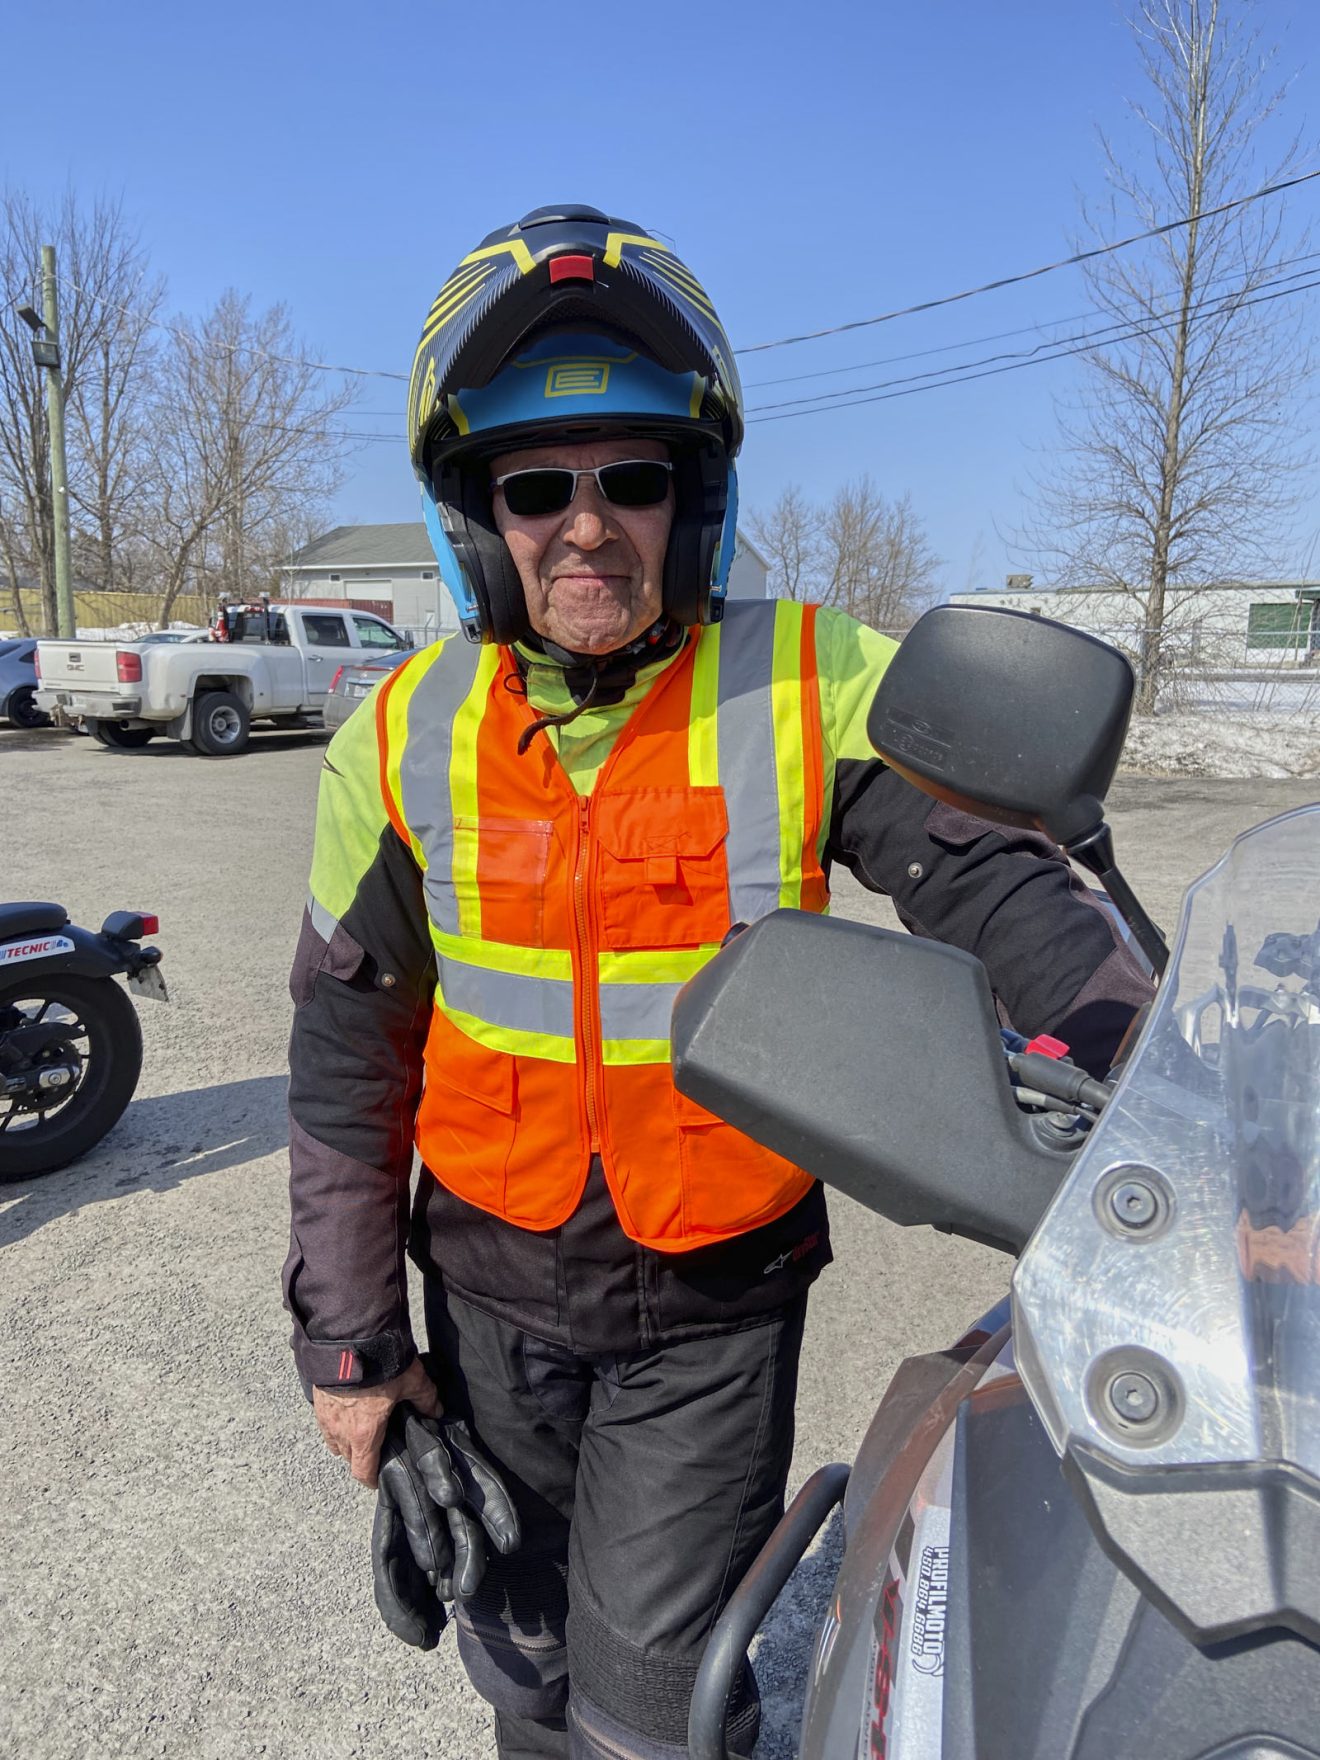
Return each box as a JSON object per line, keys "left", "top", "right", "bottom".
{"left": 313, "top": 1356, "right": 440, "bottom": 1489}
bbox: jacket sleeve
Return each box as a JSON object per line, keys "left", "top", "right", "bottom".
{"left": 283, "top": 686, "right": 436, "bottom": 1390}
{"left": 816, "top": 608, "right": 1154, "bottom": 1077}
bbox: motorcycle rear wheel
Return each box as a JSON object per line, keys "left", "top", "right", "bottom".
{"left": 0, "top": 975, "right": 143, "bottom": 1181}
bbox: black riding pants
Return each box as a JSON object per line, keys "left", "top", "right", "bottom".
{"left": 423, "top": 1281, "right": 807, "bottom": 1760}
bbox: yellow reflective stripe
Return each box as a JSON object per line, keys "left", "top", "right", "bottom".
{"left": 432, "top": 927, "right": 573, "bottom": 983}
{"left": 384, "top": 646, "right": 446, "bottom": 871}
{"left": 687, "top": 622, "right": 720, "bottom": 788}
{"left": 460, "top": 238, "right": 537, "bottom": 274}
{"left": 772, "top": 603, "right": 808, "bottom": 910}
{"left": 604, "top": 230, "right": 669, "bottom": 266}
{"left": 435, "top": 996, "right": 576, "bottom": 1064}
{"left": 601, "top": 1037, "right": 671, "bottom": 1067}
{"left": 449, "top": 646, "right": 499, "bottom": 936}
{"left": 598, "top": 945, "right": 717, "bottom": 984}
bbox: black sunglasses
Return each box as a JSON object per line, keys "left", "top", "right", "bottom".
{"left": 491, "top": 458, "right": 673, "bottom": 518}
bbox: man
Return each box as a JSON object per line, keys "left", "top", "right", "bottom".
{"left": 286, "top": 204, "right": 1151, "bottom": 1760}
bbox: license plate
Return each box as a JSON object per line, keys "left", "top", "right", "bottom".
{"left": 349, "top": 682, "right": 371, "bottom": 698}
{"left": 127, "top": 963, "right": 169, "bottom": 1003}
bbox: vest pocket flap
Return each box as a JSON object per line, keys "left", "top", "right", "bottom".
{"left": 595, "top": 789, "right": 729, "bottom": 861}
{"left": 424, "top": 1032, "right": 516, "bottom": 1115}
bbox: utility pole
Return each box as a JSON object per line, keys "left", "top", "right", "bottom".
{"left": 41, "top": 247, "right": 75, "bottom": 638}
{"left": 19, "top": 251, "right": 75, "bottom": 635}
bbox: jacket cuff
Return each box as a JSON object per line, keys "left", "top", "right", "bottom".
{"left": 291, "top": 1324, "right": 417, "bottom": 1391}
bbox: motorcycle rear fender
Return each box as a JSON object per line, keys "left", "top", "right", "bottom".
{"left": 0, "top": 921, "right": 152, "bottom": 985}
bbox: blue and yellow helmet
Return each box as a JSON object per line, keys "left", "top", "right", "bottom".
{"left": 408, "top": 204, "right": 744, "bottom": 644}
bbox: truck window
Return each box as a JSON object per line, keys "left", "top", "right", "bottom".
{"left": 352, "top": 615, "right": 402, "bottom": 650}
{"left": 302, "top": 613, "right": 349, "bottom": 647}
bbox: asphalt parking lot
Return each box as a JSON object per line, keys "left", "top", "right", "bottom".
{"left": 2, "top": 720, "right": 1316, "bottom": 1759}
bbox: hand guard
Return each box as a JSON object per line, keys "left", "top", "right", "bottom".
{"left": 371, "top": 1402, "right": 522, "bottom": 1649}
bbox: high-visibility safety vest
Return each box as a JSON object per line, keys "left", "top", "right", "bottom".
{"left": 375, "top": 597, "right": 829, "bottom": 1251}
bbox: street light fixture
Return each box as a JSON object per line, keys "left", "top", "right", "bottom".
{"left": 15, "top": 302, "right": 61, "bottom": 368}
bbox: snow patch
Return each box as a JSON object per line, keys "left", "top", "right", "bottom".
{"left": 1120, "top": 712, "right": 1320, "bottom": 779}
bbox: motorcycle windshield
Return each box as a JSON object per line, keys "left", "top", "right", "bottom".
{"left": 1014, "top": 804, "right": 1320, "bottom": 1483}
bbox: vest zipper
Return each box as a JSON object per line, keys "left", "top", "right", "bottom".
{"left": 574, "top": 795, "right": 602, "bottom": 1152}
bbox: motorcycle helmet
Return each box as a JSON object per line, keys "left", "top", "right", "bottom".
{"left": 408, "top": 203, "right": 744, "bottom": 645}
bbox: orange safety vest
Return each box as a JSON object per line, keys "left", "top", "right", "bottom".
{"left": 375, "top": 597, "right": 829, "bottom": 1251}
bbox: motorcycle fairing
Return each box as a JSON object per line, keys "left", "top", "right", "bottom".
{"left": 940, "top": 1374, "right": 1320, "bottom": 1759}
{"left": 1014, "top": 805, "right": 1320, "bottom": 1644}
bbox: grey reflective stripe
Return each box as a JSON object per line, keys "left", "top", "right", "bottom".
{"left": 307, "top": 893, "right": 339, "bottom": 944}
{"left": 598, "top": 980, "right": 684, "bottom": 1044}
{"left": 438, "top": 956, "right": 574, "bottom": 1039}
{"left": 716, "top": 599, "right": 783, "bottom": 925}
{"left": 397, "top": 642, "right": 482, "bottom": 936}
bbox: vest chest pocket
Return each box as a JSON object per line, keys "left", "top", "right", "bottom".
{"left": 454, "top": 816, "right": 555, "bottom": 946}
{"left": 594, "top": 788, "right": 730, "bottom": 950}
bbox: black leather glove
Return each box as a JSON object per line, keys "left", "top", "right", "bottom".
{"left": 371, "top": 1402, "right": 522, "bottom": 1649}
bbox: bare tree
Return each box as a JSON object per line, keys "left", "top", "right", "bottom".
{"left": 751, "top": 478, "right": 940, "bottom": 631}
{"left": 818, "top": 480, "right": 940, "bottom": 631}
{"left": 0, "top": 191, "right": 160, "bottom": 632}
{"left": 0, "top": 497, "right": 30, "bottom": 635}
{"left": 142, "top": 293, "right": 355, "bottom": 624}
{"left": 746, "top": 484, "right": 821, "bottom": 601}
{"left": 1028, "top": 0, "right": 1314, "bottom": 712}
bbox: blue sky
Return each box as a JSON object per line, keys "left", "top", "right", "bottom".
{"left": 6, "top": 0, "right": 1319, "bottom": 596}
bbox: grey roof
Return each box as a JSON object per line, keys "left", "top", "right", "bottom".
{"left": 287, "top": 524, "right": 431, "bottom": 569}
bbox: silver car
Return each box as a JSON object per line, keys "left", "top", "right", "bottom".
{"left": 0, "top": 639, "right": 50, "bottom": 729}
{"left": 323, "top": 650, "right": 412, "bottom": 730}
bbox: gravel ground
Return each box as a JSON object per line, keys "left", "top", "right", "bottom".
{"left": 1, "top": 721, "right": 1315, "bottom": 1760}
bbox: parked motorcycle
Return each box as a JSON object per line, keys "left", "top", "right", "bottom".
{"left": 0, "top": 904, "right": 166, "bottom": 1181}
{"left": 675, "top": 605, "right": 1320, "bottom": 1758}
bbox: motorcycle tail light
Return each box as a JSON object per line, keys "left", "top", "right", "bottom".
{"left": 116, "top": 650, "right": 143, "bottom": 683}
{"left": 329, "top": 666, "right": 344, "bottom": 692}
{"left": 139, "top": 915, "right": 160, "bottom": 935}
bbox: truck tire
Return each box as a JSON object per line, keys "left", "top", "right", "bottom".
{"left": 93, "top": 721, "right": 155, "bottom": 750}
{"left": 190, "top": 690, "right": 250, "bottom": 756}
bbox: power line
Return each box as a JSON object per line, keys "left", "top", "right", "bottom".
{"left": 745, "top": 260, "right": 1320, "bottom": 415}
{"left": 740, "top": 248, "right": 1320, "bottom": 390}
{"left": 746, "top": 271, "right": 1320, "bottom": 423}
{"left": 734, "top": 167, "right": 1320, "bottom": 357}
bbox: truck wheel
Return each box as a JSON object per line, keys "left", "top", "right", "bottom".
{"left": 191, "top": 690, "right": 250, "bottom": 756}
{"left": 93, "top": 722, "right": 155, "bottom": 750}
{"left": 7, "top": 686, "right": 51, "bottom": 730}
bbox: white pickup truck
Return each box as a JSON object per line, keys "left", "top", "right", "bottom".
{"left": 36, "top": 602, "right": 412, "bottom": 756}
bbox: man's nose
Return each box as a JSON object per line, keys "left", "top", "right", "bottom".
{"left": 560, "top": 478, "right": 616, "bottom": 548}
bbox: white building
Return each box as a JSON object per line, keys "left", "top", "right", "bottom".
{"left": 949, "top": 578, "right": 1320, "bottom": 669}
{"left": 282, "top": 521, "right": 771, "bottom": 645}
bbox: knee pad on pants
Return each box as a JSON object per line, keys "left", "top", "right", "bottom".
{"left": 454, "top": 1557, "right": 570, "bottom": 1724}
{"left": 566, "top": 1591, "right": 759, "bottom": 1757}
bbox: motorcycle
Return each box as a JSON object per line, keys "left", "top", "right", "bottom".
{"left": 0, "top": 903, "right": 166, "bottom": 1182}
{"left": 676, "top": 605, "right": 1320, "bottom": 1758}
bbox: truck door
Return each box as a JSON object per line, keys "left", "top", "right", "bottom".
{"left": 350, "top": 613, "right": 412, "bottom": 656}
{"left": 298, "top": 611, "right": 359, "bottom": 704}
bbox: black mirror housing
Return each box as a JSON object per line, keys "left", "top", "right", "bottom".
{"left": 867, "top": 606, "right": 1134, "bottom": 846}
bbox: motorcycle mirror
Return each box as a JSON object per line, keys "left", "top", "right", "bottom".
{"left": 671, "top": 911, "right": 1072, "bottom": 1256}
{"left": 866, "top": 605, "right": 1133, "bottom": 848}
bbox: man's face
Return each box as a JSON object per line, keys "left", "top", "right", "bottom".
{"left": 489, "top": 436, "right": 673, "bottom": 654}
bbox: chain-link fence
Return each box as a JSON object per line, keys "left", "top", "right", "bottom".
{"left": 2, "top": 589, "right": 214, "bottom": 640}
